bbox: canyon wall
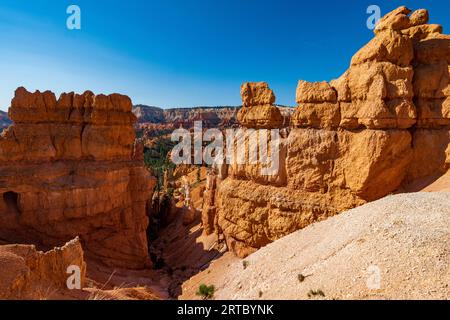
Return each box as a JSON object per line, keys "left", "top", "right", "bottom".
{"left": 133, "top": 105, "right": 239, "bottom": 128}
{"left": 208, "top": 7, "right": 450, "bottom": 257}
{"left": 0, "top": 88, "right": 156, "bottom": 269}
{"left": 133, "top": 105, "right": 293, "bottom": 129}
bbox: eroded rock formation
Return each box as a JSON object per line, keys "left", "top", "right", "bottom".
{"left": 202, "top": 170, "right": 218, "bottom": 235}
{"left": 133, "top": 104, "right": 293, "bottom": 142}
{"left": 0, "top": 237, "right": 85, "bottom": 299}
{"left": 209, "top": 7, "right": 450, "bottom": 257}
{"left": 237, "top": 82, "right": 284, "bottom": 129}
{"left": 133, "top": 105, "right": 240, "bottom": 128}
{"left": 0, "top": 88, "right": 156, "bottom": 269}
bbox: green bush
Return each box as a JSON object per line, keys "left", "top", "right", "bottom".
{"left": 196, "top": 284, "right": 215, "bottom": 300}
{"left": 166, "top": 187, "right": 174, "bottom": 198}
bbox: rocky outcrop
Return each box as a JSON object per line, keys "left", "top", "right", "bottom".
{"left": 406, "top": 9, "right": 450, "bottom": 182}
{"left": 165, "top": 107, "right": 239, "bottom": 129}
{"left": 209, "top": 7, "right": 450, "bottom": 257}
{"left": 0, "top": 88, "right": 156, "bottom": 269}
{"left": 201, "top": 170, "right": 218, "bottom": 235}
{"left": 134, "top": 103, "right": 293, "bottom": 130}
{"left": 237, "top": 82, "right": 284, "bottom": 129}
{"left": 0, "top": 238, "right": 86, "bottom": 299}
{"left": 133, "top": 105, "right": 166, "bottom": 124}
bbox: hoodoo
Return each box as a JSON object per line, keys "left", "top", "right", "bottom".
{"left": 207, "top": 6, "right": 450, "bottom": 257}
{"left": 0, "top": 88, "right": 156, "bottom": 269}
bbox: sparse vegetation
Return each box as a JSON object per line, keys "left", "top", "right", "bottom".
{"left": 166, "top": 187, "right": 174, "bottom": 198}
{"left": 242, "top": 260, "right": 249, "bottom": 269}
{"left": 298, "top": 274, "right": 305, "bottom": 282}
{"left": 87, "top": 291, "right": 109, "bottom": 300}
{"left": 196, "top": 284, "right": 215, "bottom": 300}
{"left": 35, "top": 285, "right": 58, "bottom": 300}
{"left": 307, "top": 289, "right": 325, "bottom": 298}
{"left": 143, "top": 136, "right": 176, "bottom": 192}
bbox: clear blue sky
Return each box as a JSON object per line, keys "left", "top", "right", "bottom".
{"left": 0, "top": 0, "right": 448, "bottom": 110}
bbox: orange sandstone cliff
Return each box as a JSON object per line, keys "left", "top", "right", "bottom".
{"left": 0, "top": 88, "right": 156, "bottom": 269}
{"left": 0, "top": 237, "right": 86, "bottom": 299}
{"left": 206, "top": 6, "right": 450, "bottom": 257}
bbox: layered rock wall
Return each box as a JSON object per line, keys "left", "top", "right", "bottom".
{"left": 0, "top": 88, "right": 156, "bottom": 269}
{"left": 0, "top": 237, "right": 86, "bottom": 299}
{"left": 134, "top": 105, "right": 240, "bottom": 128}
{"left": 209, "top": 7, "right": 450, "bottom": 257}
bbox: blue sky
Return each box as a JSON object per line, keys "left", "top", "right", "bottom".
{"left": 0, "top": 0, "right": 448, "bottom": 111}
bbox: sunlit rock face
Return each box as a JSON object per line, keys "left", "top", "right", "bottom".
{"left": 0, "top": 87, "right": 156, "bottom": 269}
{"left": 0, "top": 238, "right": 86, "bottom": 299}
{"left": 209, "top": 7, "right": 450, "bottom": 257}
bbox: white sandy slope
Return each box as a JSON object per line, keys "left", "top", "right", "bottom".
{"left": 181, "top": 192, "right": 450, "bottom": 300}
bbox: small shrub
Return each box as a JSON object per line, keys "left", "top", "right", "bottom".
{"left": 166, "top": 187, "right": 174, "bottom": 198}
{"left": 242, "top": 260, "right": 249, "bottom": 269}
{"left": 258, "top": 290, "right": 263, "bottom": 298}
{"left": 307, "top": 289, "right": 325, "bottom": 298}
{"left": 196, "top": 284, "right": 215, "bottom": 300}
{"left": 298, "top": 274, "right": 305, "bottom": 283}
